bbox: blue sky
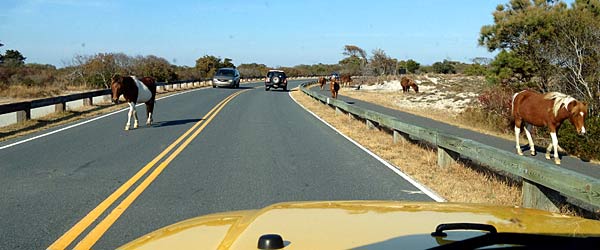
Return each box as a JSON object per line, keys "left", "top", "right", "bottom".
{"left": 1, "top": 0, "right": 528, "bottom": 68}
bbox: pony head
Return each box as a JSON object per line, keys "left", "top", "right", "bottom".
{"left": 567, "top": 101, "right": 588, "bottom": 135}
{"left": 412, "top": 80, "right": 419, "bottom": 93}
{"left": 110, "top": 74, "right": 124, "bottom": 104}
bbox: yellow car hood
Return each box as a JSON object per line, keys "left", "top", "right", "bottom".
{"left": 118, "top": 201, "right": 600, "bottom": 249}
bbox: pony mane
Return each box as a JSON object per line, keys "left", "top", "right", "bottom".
{"left": 543, "top": 92, "right": 575, "bottom": 116}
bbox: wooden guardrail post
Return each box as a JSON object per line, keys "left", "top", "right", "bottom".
{"left": 366, "top": 120, "right": 377, "bottom": 130}
{"left": 83, "top": 97, "right": 93, "bottom": 106}
{"left": 393, "top": 130, "right": 410, "bottom": 144}
{"left": 335, "top": 107, "right": 343, "bottom": 116}
{"left": 55, "top": 102, "right": 66, "bottom": 112}
{"left": 522, "top": 180, "right": 564, "bottom": 212}
{"left": 16, "top": 110, "right": 31, "bottom": 123}
{"left": 437, "top": 147, "right": 459, "bottom": 168}
{"left": 348, "top": 113, "right": 356, "bottom": 120}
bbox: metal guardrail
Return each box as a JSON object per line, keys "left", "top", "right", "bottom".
{"left": 300, "top": 82, "right": 600, "bottom": 213}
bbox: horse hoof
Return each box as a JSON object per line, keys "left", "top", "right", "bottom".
{"left": 545, "top": 154, "right": 551, "bottom": 160}
{"left": 555, "top": 159, "right": 561, "bottom": 165}
{"left": 124, "top": 127, "right": 129, "bottom": 131}
{"left": 517, "top": 151, "right": 523, "bottom": 156}
{"left": 530, "top": 151, "right": 536, "bottom": 156}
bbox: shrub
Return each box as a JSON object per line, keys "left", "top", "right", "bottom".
{"left": 432, "top": 60, "right": 456, "bottom": 74}
{"left": 558, "top": 116, "right": 600, "bottom": 161}
{"left": 479, "top": 85, "right": 513, "bottom": 124}
{"left": 463, "top": 64, "right": 488, "bottom": 76}
{"left": 460, "top": 85, "right": 514, "bottom": 133}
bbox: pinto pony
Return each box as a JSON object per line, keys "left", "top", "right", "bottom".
{"left": 330, "top": 78, "right": 340, "bottom": 99}
{"left": 340, "top": 74, "right": 353, "bottom": 87}
{"left": 111, "top": 75, "right": 157, "bottom": 130}
{"left": 401, "top": 76, "right": 418, "bottom": 93}
{"left": 318, "top": 77, "right": 327, "bottom": 90}
{"left": 512, "top": 90, "right": 588, "bottom": 164}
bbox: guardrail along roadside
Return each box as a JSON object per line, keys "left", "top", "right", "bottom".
{"left": 300, "top": 81, "right": 600, "bottom": 215}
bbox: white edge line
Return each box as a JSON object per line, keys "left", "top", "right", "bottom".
{"left": 289, "top": 89, "right": 446, "bottom": 202}
{"left": 0, "top": 87, "right": 208, "bottom": 150}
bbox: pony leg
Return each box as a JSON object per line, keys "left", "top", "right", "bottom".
{"left": 514, "top": 126, "right": 523, "bottom": 155}
{"left": 550, "top": 132, "right": 560, "bottom": 165}
{"left": 546, "top": 143, "right": 553, "bottom": 160}
{"left": 125, "top": 102, "right": 135, "bottom": 130}
{"left": 132, "top": 105, "right": 139, "bottom": 129}
{"left": 523, "top": 125, "right": 536, "bottom": 156}
{"left": 147, "top": 112, "right": 153, "bottom": 125}
{"left": 145, "top": 102, "right": 154, "bottom": 126}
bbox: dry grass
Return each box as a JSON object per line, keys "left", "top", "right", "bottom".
{"left": 0, "top": 85, "right": 64, "bottom": 101}
{"left": 291, "top": 89, "right": 522, "bottom": 206}
{"left": 0, "top": 84, "right": 107, "bottom": 104}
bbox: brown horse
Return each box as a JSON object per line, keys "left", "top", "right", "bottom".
{"left": 111, "top": 75, "right": 157, "bottom": 130}
{"left": 340, "top": 74, "right": 353, "bottom": 87}
{"left": 318, "top": 76, "right": 327, "bottom": 90}
{"left": 401, "top": 76, "right": 418, "bottom": 93}
{"left": 330, "top": 78, "right": 340, "bottom": 99}
{"left": 512, "top": 90, "right": 588, "bottom": 164}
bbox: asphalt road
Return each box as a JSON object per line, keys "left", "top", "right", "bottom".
{"left": 311, "top": 86, "right": 600, "bottom": 179}
{"left": 0, "top": 80, "right": 432, "bottom": 250}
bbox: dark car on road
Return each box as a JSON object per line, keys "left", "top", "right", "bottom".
{"left": 212, "top": 68, "right": 240, "bottom": 88}
{"left": 265, "top": 70, "right": 287, "bottom": 91}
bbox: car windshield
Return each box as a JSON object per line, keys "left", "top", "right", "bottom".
{"left": 3, "top": 1, "right": 599, "bottom": 249}
{"left": 268, "top": 72, "right": 285, "bottom": 77}
{"left": 216, "top": 69, "right": 235, "bottom": 76}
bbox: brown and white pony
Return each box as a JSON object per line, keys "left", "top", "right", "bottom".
{"left": 401, "top": 76, "right": 418, "bottom": 93}
{"left": 330, "top": 78, "right": 340, "bottom": 99}
{"left": 512, "top": 90, "right": 588, "bottom": 164}
{"left": 340, "top": 74, "right": 353, "bottom": 87}
{"left": 318, "top": 76, "right": 327, "bottom": 90}
{"left": 111, "top": 75, "right": 157, "bottom": 130}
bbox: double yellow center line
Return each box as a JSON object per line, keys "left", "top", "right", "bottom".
{"left": 48, "top": 90, "right": 249, "bottom": 250}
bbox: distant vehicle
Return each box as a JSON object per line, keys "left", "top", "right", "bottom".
{"left": 330, "top": 72, "right": 340, "bottom": 81}
{"left": 212, "top": 68, "right": 240, "bottom": 88}
{"left": 265, "top": 70, "right": 287, "bottom": 91}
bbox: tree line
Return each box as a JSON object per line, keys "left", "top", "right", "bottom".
{"left": 1, "top": 42, "right": 490, "bottom": 97}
